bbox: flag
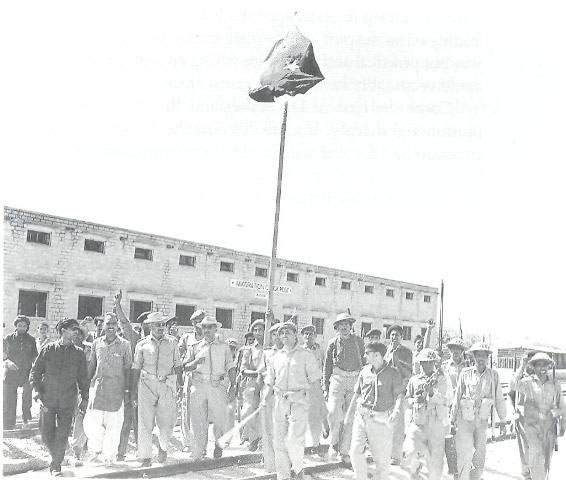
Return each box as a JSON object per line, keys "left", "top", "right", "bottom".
{"left": 249, "top": 26, "right": 324, "bottom": 102}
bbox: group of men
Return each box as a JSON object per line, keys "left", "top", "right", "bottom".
{"left": 3, "top": 300, "right": 565, "bottom": 480}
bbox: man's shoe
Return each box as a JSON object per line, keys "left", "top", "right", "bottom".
{"left": 339, "top": 453, "right": 352, "bottom": 467}
{"left": 157, "top": 447, "right": 167, "bottom": 463}
{"left": 213, "top": 444, "right": 223, "bottom": 459}
{"left": 248, "top": 438, "right": 260, "bottom": 452}
{"left": 139, "top": 459, "right": 152, "bottom": 468}
{"left": 51, "top": 471, "right": 63, "bottom": 477}
{"left": 327, "top": 444, "right": 339, "bottom": 460}
{"left": 116, "top": 454, "right": 126, "bottom": 462}
{"left": 390, "top": 457, "right": 401, "bottom": 466}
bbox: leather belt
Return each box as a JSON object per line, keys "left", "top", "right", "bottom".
{"left": 334, "top": 367, "right": 360, "bottom": 376}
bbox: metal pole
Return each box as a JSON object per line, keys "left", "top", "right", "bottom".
{"left": 263, "top": 100, "right": 289, "bottom": 347}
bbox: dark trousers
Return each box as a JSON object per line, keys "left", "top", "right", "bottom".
{"left": 39, "top": 406, "right": 75, "bottom": 470}
{"left": 117, "top": 401, "right": 138, "bottom": 456}
{"left": 3, "top": 379, "right": 33, "bottom": 428}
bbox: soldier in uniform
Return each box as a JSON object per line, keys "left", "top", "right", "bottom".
{"left": 323, "top": 312, "right": 365, "bottom": 464}
{"left": 383, "top": 324, "right": 413, "bottom": 465}
{"left": 184, "top": 316, "right": 236, "bottom": 460}
{"left": 403, "top": 348, "right": 452, "bottom": 480}
{"left": 345, "top": 341, "right": 405, "bottom": 480}
{"left": 451, "top": 342, "right": 506, "bottom": 480}
{"left": 262, "top": 322, "right": 321, "bottom": 480}
{"left": 301, "top": 324, "right": 327, "bottom": 449}
{"left": 131, "top": 312, "right": 182, "bottom": 467}
{"left": 511, "top": 352, "right": 565, "bottom": 480}
{"left": 238, "top": 318, "right": 266, "bottom": 451}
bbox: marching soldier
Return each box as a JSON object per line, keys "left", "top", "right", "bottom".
{"left": 184, "top": 315, "right": 236, "bottom": 460}
{"left": 301, "top": 324, "right": 327, "bottom": 449}
{"left": 383, "top": 324, "right": 413, "bottom": 465}
{"left": 262, "top": 322, "right": 321, "bottom": 480}
{"left": 131, "top": 312, "right": 182, "bottom": 467}
{"left": 451, "top": 342, "right": 506, "bottom": 480}
{"left": 511, "top": 352, "right": 565, "bottom": 480}
{"left": 403, "top": 348, "right": 452, "bottom": 480}
{"left": 238, "top": 318, "right": 265, "bottom": 451}
{"left": 344, "top": 341, "right": 405, "bottom": 480}
{"left": 323, "top": 312, "right": 365, "bottom": 464}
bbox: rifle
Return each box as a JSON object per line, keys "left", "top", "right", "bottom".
{"left": 490, "top": 352, "right": 495, "bottom": 441}
{"left": 553, "top": 365, "right": 559, "bottom": 452}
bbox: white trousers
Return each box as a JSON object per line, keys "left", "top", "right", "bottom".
{"left": 84, "top": 404, "right": 124, "bottom": 461}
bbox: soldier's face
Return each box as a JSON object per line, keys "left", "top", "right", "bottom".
{"left": 390, "top": 330, "right": 401, "bottom": 344}
{"left": 532, "top": 361, "right": 551, "bottom": 378}
{"left": 104, "top": 316, "right": 118, "bottom": 337}
{"left": 365, "top": 350, "right": 384, "bottom": 369}
{"left": 202, "top": 325, "right": 217, "bottom": 341}
{"left": 335, "top": 321, "right": 351, "bottom": 337}
{"left": 421, "top": 360, "right": 435, "bottom": 375}
{"left": 15, "top": 321, "right": 28, "bottom": 334}
{"left": 151, "top": 322, "right": 165, "bottom": 339}
{"left": 252, "top": 326, "right": 265, "bottom": 343}
{"left": 39, "top": 325, "right": 48, "bottom": 337}
{"left": 473, "top": 351, "right": 489, "bottom": 369}
{"left": 449, "top": 346, "right": 464, "bottom": 362}
{"left": 278, "top": 327, "right": 296, "bottom": 347}
{"left": 303, "top": 331, "right": 315, "bottom": 344}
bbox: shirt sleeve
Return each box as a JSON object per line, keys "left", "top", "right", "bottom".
{"left": 123, "top": 341, "right": 133, "bottom": 369}
{"left": 31, "top": 336, "right": 38, "bottom": 360}
{"left": 305, "top": 350, "right": 322, "bottom": 384}
{"left": 132, "top": 342, "right": 143, "bottom": 370}
{"left": 392, "top": 368, "right": 406, "bottom": 397}
{"left": 265, "top": 354, "right": 275, "bottom": 387}
{"left": 77, "top": 350, "right": 90, "bottom": 403}
{"left": 88, "top": 341, "right": 97, "bottom": 379}
{"left": 354, "top": 371, "right": 363, "bottom": 395}
{"left": 323, "top": 340, "right": 335, "bottom": 392}
{"left": 405, "top": 376, "right": 415, "bottom": 399}
{"left": 172, "top": 341, "right": 181, "bottom": 369}
{"left": 225, "top": 344, "right": 236, "bottom": 372}
{"left": 493, "top": 370, "right": 507, "bottom": 421}
{"left": 239, "top": 346, "right": 251, "bottom": 373}
{"left": 29, "top": 345, "right": 46, "bottom": 393}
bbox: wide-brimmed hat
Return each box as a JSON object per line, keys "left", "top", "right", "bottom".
{"left": 386, "top": 324, "right": 403, "bottom": 336}
{"left": 278, "top": 321, "right": 297, "bottom": 333}
{"left": 416, "top": 348, "right": 440, "bottom": 362}
{"left": 165, "top": 317, "right": 178, "bottom": 327}
{"left": 198, "top": 316, "right": 222, "bottom": 328}
{"left": 269, "top": 322, "right": 281, "bottom": 334}
{"left": 190, "top": 310, "right": 206, "bottom": 323}
{"left": 144, "top": 312, "right": 168, "bottom": 325}
{"left": 250, "top": 319, "right": 266, "bottom": 331}
{"left": 447, "top": 338, "right": 467, "bottom": 350}
{"left": 468, "top": 342, "right": 492, "bottom": 355}
{"left": 333, "top": 312, "right": 356, "bottom": 327}
{"left": 528, "top": 352, "right": 555, "bottom": 366}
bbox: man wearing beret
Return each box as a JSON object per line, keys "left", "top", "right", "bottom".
{"left": 238, "top": 318, "right": 266, "bottom": 451}
{"left": 301, "top": 324, "right": 327, "bottom": 450}
{"left": 323, "top": 312, "right": 365, "bottom": 464}
{"left": 511, "top": 352, "right": 565, "bottom": 480}
{"left": 183, "top": 316, "right": 236, "bottom": 460}
{"left": 262, "top": 321, "right": 322, "bottom": 480}
{"left": 451, "top": 342, "right": 506, "bottom": 480}
{"left": 131, "top": 312, "right": 182, "bottom": 467}
{"left": 3, "top": 315, "right": 38, "bottom": 430}
{"left": 383, "top": 324, "right": 413, "bottom": 465}
{"left": 30, "top": 318, "right": 89, "bottom": 476}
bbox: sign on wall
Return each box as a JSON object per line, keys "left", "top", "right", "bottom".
{"left": 230, "top": 279, "right": 292, "bottom": 296}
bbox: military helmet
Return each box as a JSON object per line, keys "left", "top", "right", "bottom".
{"left": 528, "top": 352, "right": 554, "bottom": 366}
{"left": 468, "top": 342, "right": 492, "bottom": 355}
{"left": 446, "top": 338, "right": 466, "bottom": 350}
{"left": 416, "top": 348, "right": 440, "bottom": 362}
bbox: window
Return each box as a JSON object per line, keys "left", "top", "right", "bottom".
{"left": 424, "top": 295, "right": 431, "bottom": 303}
{"left": 287, "top": 272, "right": 299, "bottom": 283}
{"left": 216, "top": 308, "right": 233, "bottom": 329}
{"left": 284, "top": 314, "right": 299, "bottom": 325}
{"left": 312, "top": 317, "right": 325, "bottom": 335}
{"left": 77, "top": 295, "right": 103, "bottom": 320}
{"left": 18, "top": 290, "right": 47, "bottom": 317}
{"left": 220, "top": 261, "right": 234, "bottom": 272}
{"left": 364, "top": 285, "right": 374, "bottom": 294}
{"left": 179, "top": 255, "right": 196, "bottom": 267}
{"left": 341, "top": 281, "right": 351, "bottom": 290}
{"left": 84, "top": 239, "right": 105, "bottom": 254}
{"left": 176, "top": 304, "right": 196, "bottom": 325}
{"left": 402, "top": 326, "right": 412, "bottom": 340}
{"left": 251, "top": 311, "right": 265, "bottom": 324}
{"left": 361, "top": 322, "right": 372, "bottom": 337}
{"left": 130, "top": 300, "right": 153, "bottom": 323}
{"left": 386, "top": 288, "right": 395, "bottom": 298}
{"left": 255, "top": 266, "right": 268, "bottom": 278}
{"left": 314, "top": 277, "right": 326, "bottom": 287}
{"left": 405, "top": 292, "right": 414, "bottom": 300}
{"left": 134, "top": 247, "right": 153, "bottom": 261}
{"left": 27, "top": 230, "right": 51, "bottom": 245}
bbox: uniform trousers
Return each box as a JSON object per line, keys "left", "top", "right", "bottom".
{"left": 272, "top": 393, "right": 309, "bottom": 480}
{"left": 349, "top": 408, "right": 393, "bottom": 480}
{"left": 84, "top": 404, "right": 124, "bottom": 461}
{"left": 260, "top": 395, "right": 276, "bottom": 472}
{"left": 117, "top": 401, "right": 138, "bottom": 456}
{"left": 307, "top": 381, "right": 327, "bottom": 447}
{"left": 403, "top": 419, "right": 446, "bottom": 480}
{"left": 3, "top": 379, "right": 32, "bottom": 427}
{"left": 39, "top": 406, "right": 75, "bottom": 470}
{"left": 327, "top": 372, "right": 358, "bottom": 454}
{"left": 455, "top": 418, "right": 488, "bottom": 480}
{"left": 524, "top": 416, "right": 556, "bottom": 480}
{"left": 137, "top": 376, "right": 177, "bottom": 460}
{"left": 391, "top": 397, "right": 407, "bottom": 461}
{"left": 189, "top": 378, "right": 229, "bottom": 459}
{"left": 240, "top": 376, "right": 261, "bottom": 443}
{"left": 180, "top": 373, "right": 191, "bottom": 448}
{"left": 71, "top": 400, "right": 88, "bottom": 457}
{"left": 515, "top": 416, "right": 531, "bottom": 479}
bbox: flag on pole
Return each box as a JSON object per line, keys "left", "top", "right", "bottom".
{"left": 249, "top": 26, "right": 324, "bottom": 102}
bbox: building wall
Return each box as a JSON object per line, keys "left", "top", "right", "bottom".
{"left": 3, "top": 207, "right": 439, "bottom": 349}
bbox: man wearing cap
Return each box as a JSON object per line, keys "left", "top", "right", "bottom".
{"left": 262, "top": 321, "right": 322, "bottom": 480}
{"left": 344, "top": 341, "right": 405, "bottom": 480}
{"left": 411, "top": 319, "right": 435, "bottom": 376}
{"left": 131, "top": 312, "right": 182, "bottom": 467}
{"left": 363, "top": 328, "right": 382, "bottom": 347}
{"left": 178, "top": 310, "right": 205, "bottom": 452}
{"left": 238, "top": 318, "right": 266, "bottom": 451}
{"left": 30, "top": 318, "right": 90, "bottom": 476}
{"left": 183, "top": 315, "right": 236, "bottom": 460}
{"left": 323, "top": 312, "right": 365, "bottom": 463}
{"left": 301, "top": 324, "right": 327, "bottom": 450}
{"left": 403, "top": 348, "right": 452, "bottom": 480}
{"left": 511, "top": 352, "right": 565, "bottom": 480}
{"left": 383, "top": 324, "right": 413, "bottom": 465}
{"left": 3, "top": 315, "right": 38, "bottom": 430}
{"left": 452, "top": 342, "right": 506, "bottom": 480}
{"left": 83, "top": 312, "right": 132, "bottom": 466}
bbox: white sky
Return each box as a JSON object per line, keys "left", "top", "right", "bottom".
{"left": 2, "top": 1, "right": 565, "bottom": 346}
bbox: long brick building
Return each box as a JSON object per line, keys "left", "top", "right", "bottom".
{"left": 3, "top": 207, "right": 438, "bottom": 348}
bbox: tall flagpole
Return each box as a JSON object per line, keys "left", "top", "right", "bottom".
{"left": 263, "top": 100, "right": 289, "bottom": 346}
